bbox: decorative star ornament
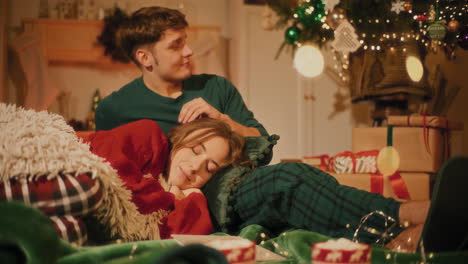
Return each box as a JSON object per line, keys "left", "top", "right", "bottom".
{"left": 325, "top": 0, "right": 340, "bottom": 11}
{"left": 391, "top": 0, "right": 405, "bottom": 15}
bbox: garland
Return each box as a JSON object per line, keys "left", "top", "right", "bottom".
{"left": 266, "top": 0, "right": 467, "bottom": 58}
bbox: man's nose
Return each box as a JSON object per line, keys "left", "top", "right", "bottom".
{"left": 184, "top": 44, "right": 193, "bottom": 57}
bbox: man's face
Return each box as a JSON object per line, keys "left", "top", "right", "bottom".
{"left": 150, "top": 28, "right": 193, "bottom": 82}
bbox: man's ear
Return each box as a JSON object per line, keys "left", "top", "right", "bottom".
{"left": 135, "top": 48, "right": 154, "bottom": 68}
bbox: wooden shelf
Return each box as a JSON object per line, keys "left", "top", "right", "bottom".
{"left": 23, "top": 19, "right": 124, "bottom": 66}
{"left": 22, "top": 19, "right": 221, "bottom": 67}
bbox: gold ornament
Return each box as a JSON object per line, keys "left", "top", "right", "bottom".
{"left": 326, "top": 7, "right": 345, "bottom": 29}
{"left": 403, "top": 1, "right": 412, "bottom": 12}
{"left": 447, "top": 19, "right": 460, "bottom": 32}
{"left": 428, "top": 5, "right": 436, "bottom": 22}
{"left": 86, "top": 89, "right": 101, "bottom": 131}
{"left": 261, "top": 6, "right": 276, "bottom": 31}
{"left": 430, "top": 40, "right": 439, "bottom": 54}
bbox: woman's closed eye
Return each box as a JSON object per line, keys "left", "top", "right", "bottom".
{"left": 192, "top": 144, "right": 220, "bottom": 173}
{"left": 191, "top": 145, "right": 203, "bottom": 155}
{"left": 207, "top": 162, "right": 218, "bottom": 174}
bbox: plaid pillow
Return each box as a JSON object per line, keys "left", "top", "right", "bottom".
{"left": 0, "top": 173, "right": 102, "bottom": 245}
{"left": 50, "top": 215, "right": 88, "bottom": 246}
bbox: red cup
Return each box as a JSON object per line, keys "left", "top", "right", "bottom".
{"left": 311, "top": 238, "right": 371, "bottom": 264}
{"left": 205, "top": 238, "right": 256, "bottom": 264}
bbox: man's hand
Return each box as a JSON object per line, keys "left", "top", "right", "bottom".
{"left": 179, "top": 98, "right": 222, "bottom": 124}
{"left": 178, "top": 97, "right": 261, "bottom": 137}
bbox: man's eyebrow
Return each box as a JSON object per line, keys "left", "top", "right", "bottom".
{"left": 200, "top": 143, "right": 220, "bottom": 168}
{"left": 168, "top": 34, "right": 187, "bottom": 45}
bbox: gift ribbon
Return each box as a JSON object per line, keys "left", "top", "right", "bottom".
{"left": 324, "top": 150, "right": 380, "bottom": 173}
{"left": 423, "top": 113, "right": 431, "bottom": 155}
{"left": 332, "top": 151, "right": 357, "bottom": 173}
{"left": 370, "top": 171, "right": 411, "bottom": 199}
{"left": 406, "top": 114, "right": 452, "bottom": 159}
{"left": 388, "top": 171, "right": 410, "bottom": 199}
{"left": 370, "top": 173, "right": 384, "bottom": 195}
{"left": 304, "top": 154, "right": 330, "bottom": 171}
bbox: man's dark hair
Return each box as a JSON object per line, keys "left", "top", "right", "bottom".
{"left": 117, "top": 6, "right": 188, "bottom": 65}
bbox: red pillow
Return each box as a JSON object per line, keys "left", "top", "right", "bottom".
{"left": 86, "top": 119, "right": 169, "bottom": 184}
{"left": 86, "top": 119, "right": 172, "bottom": 214}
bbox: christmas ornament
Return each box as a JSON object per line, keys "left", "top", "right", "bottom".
{"left": 262, "top": 5, "right": 276, "bottom": 31}
{"left": 377, "top": 126, "right": 400, "bottom": 177}
{"left": 428, "top": 21, "right": 447, "bottom": 41}
{"left": 324, "top": 0, "right": 340, "bottom": 12}
{"left": 294, "top": 0, "right": 326, "bottom": 28}
{"left": 293, "top": 44, "right": 324, "bottom": 78}
{"left": 415, "top": 14, "right": 427, "bottom": 22}
{"left": 331, "top": 20, "right": 361, "bottom": 56}
{"left": 427, "top": 4, "right": 436, "bottom": 22}
{"left": 86, "top": 89, "right": 101, "bottom": 131}
{"left": 447, "top": 19, "right": 460, "bottom": 33}
{"left": 458, "top": 28, "right": 468, "bottom": 50}
{"left": 285, "top": 25, "right": 301, "bottom": 44}
{"left": 403, "top": 1, "right": 412, "bottom": 12}
{"left": 326, "top": 7, "right": 345, "bottom": 29}
{"left": 391, "top": 0, "right": 405, "bottom": 15}
{"left": 430, "top": 40, "right": 440, "bottom": 54}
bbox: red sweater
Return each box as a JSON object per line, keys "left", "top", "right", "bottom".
{"left": 85, "top": 119, "right": 212, "bottom": 239}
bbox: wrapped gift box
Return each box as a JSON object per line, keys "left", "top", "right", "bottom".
{"left": 352, "top": 127, "right": 444, "bottom": 172}
{"left": 387, "top": 115, "right": 464, "bottom": 131}
{"left": 280, "top": 157, "right": 323, "bottom": 169}
{"left": 330, "top": 172, "right": 430, "bottom": 201}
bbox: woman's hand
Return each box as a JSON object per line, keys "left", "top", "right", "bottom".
{"left": 182, "top": 188, "right": 202, "bottom": 197}
{"left": 169, "top": 185, "right": 186, "bottom": 200}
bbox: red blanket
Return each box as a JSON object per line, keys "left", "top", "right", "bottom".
{"left": 86, "top": 119, "right": 212, "bottom": 238}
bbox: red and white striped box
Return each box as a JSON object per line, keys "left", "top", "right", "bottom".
{"left": 205, "top": 238, "right": 256, "bottom": 264}
{"left": 311, "top": 238, "right": 371, "bottom": 264}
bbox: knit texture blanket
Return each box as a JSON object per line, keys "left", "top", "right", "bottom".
{"left": 0, "top": 103, "right": 165, "bottom": 241}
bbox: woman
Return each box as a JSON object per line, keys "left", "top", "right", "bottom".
{"left": 86, "top": 118, "right": 244, "bottom": 239}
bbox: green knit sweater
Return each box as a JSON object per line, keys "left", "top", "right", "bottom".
{"left": 95, "top": 74, "right": 268, "bottom": 136}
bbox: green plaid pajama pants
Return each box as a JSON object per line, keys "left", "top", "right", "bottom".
{"left": 233, "top": 162, "right": 403, "bottom": 243}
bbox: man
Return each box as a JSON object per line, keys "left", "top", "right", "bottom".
{"left": 96, "top": 6, "right": 429, "bottom": 246}
{"left": 95, "top": 7, "right": 264, "bottom": 138}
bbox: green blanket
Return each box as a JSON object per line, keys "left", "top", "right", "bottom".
{"left": 1, "top": 202, "right": 467, "bottom": 264}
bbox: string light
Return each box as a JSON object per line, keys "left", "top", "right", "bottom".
{"left": 347, "top": 0, "right": 466, "bottom": 55}
{"left": 276, "top": 1, "right": 465, "bottom": 78}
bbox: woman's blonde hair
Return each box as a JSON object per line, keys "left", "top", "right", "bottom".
{"left": 168, "top": 118, "right": 245, "bottom": 167}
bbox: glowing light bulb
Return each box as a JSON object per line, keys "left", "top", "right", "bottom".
{"left": 406, "top": 56, "right": 423, "bottom": 82}
{"left": 293, "top": 44, "right": 324, "bottom": 78}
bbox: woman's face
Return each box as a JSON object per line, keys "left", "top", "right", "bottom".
{"left": 168, "top": 135, "right": 230, "bottom": 190}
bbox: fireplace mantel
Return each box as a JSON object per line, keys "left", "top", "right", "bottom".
{"left": 22, "top": 19, "right": 220, "bottom": 67}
